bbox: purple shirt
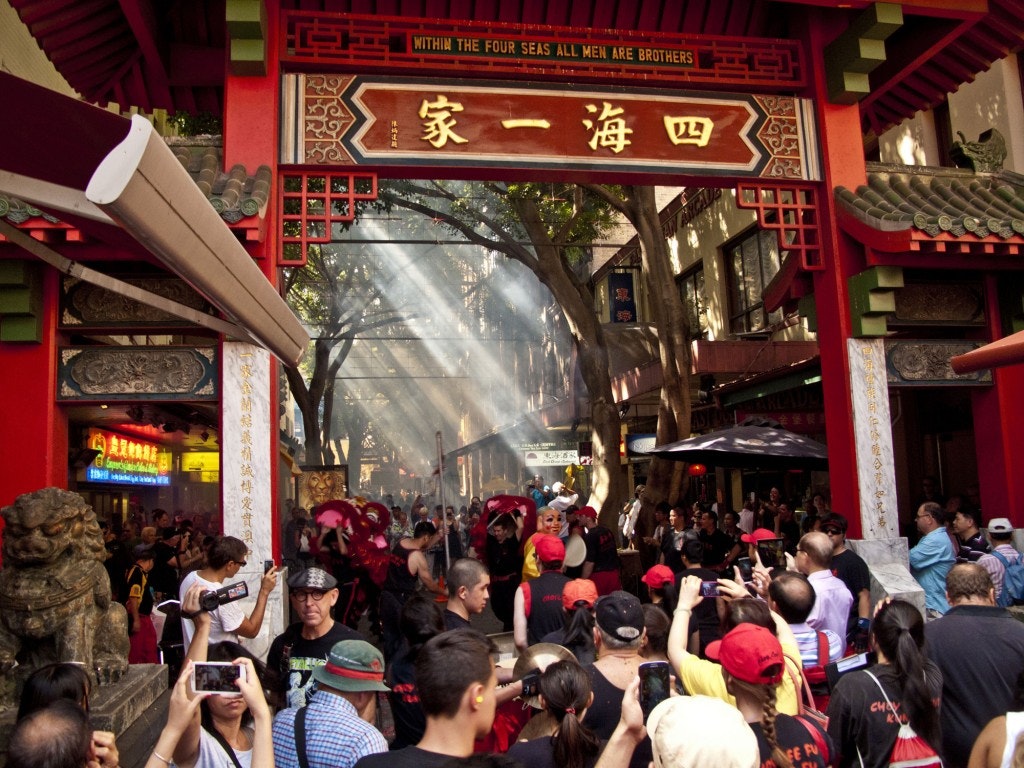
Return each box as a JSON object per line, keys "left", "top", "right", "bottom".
{"left": 806, "top": 569, "right": 853, "bottom": 654}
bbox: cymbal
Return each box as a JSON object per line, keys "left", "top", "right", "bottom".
{"left": 512, "top": 642, "right": 576, "bottom": 709}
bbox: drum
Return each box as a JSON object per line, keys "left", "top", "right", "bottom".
{"left": 564, "top": 533, "right": 587, "bottom": 568}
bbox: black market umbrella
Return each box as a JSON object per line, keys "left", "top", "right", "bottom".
{"left": 648, "top": 425, "right": 828, "bottom": 471}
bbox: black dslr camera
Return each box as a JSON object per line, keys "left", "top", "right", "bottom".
{"left": 189, "top": 581, "right": 249, "bottom": 615}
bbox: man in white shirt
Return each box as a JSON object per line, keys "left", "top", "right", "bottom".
{"left": 794, "top": 531, "right": 853, "bottom": 654}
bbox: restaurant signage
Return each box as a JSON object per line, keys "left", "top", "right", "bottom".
{"left": 85, "top": 428, "right": 171, "bottom": 486}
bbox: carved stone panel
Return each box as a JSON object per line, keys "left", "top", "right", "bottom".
{"left": 891, "top": 282, "right": 985, "bottom": 327}
{"left": 57, "top": 346, "right": 218, "bottom": 400}
{"left": 884, "top": 340, "right": 991, "bottom": 386}
{"left": 60, "top": 276, "right": 213, "bottom": 327}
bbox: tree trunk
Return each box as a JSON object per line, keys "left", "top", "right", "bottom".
{"left": 629, "top": 186, "right": 693, "bottom": 510}
{"left": 511, "top": 198, "right": 628, "bottom": 525}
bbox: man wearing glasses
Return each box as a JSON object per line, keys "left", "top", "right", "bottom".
{"left": 267, "top": 567, "right": 364, "bottom": 709}
{"left": 910, "top": 501, "right": 956, "bottom": 617}
{"left": 820, "top": 512, "right": 872, "bottom": 651}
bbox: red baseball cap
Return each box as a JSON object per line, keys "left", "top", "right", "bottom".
{"left": 562, "top": 579, "right": 599, "bottom": 609}
{"left": 641, "top": 565, "right": 675, "bottom": 589}
{"left": 740, "top": 527, "right": 777, "bottom": 544}
{"left": 577, "top": 505, "right": 598, "bottom": 519}
{"left": 705, "top": 624, "right": 784, "bottom": 685}
{"left": 534, "top": 534, "right": 566, "bottom": 563}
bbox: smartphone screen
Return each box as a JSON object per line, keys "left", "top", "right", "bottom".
{"left": 639, "top": 661, "right": 671, "bottom": 719}
{"left": 264, "top": 559, "right": 275, "bottom": 574}
{"left": 757, "top": 538, "right": 786, "bottom": 569}
{"left": 735, "top": 557, "right": 753, "bottom": 582}
{"left": 191, "top": 662, "right": 245, "bottom": 694}
{"left": 699, "top": 580, "right": 720, "bottom": 598}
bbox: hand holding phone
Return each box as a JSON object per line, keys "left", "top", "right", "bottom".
{"left": 638, "top": 661, "right": 671, "bottom": 719}
{"left": 191, "top": 661, "right": 246, "bottom": 694}
{"left": 699, "top": 580, "right": 720, "bottom": 598}
{"left": 756, "top": 538, "right": 786, "bottom": 569}
{"left": 264, "top": 559, "right": 275, "bottom": 574}
{"left": 735, "top": 557, "right": 753, "bottom": 582}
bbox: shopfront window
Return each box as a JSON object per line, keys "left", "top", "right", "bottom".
{"left": 678, "top": 265, "right": 707, "bottom": 339}
{"left": 726, "top": 228, "right": 782, "bottom": 335}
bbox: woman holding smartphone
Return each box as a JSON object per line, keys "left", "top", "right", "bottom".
{"left": 169, "top": 582, "right": 274, "bottom": 768}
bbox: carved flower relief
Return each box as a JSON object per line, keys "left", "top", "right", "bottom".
{"left": 69, "top": 349, "right": 207, "bottom": 395}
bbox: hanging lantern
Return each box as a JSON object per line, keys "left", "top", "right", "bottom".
{"left": 688, "top": 463, "right": 707, "bottom": 477}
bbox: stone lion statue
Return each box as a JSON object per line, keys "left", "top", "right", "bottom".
{"left": 0, "top": 487, "right": 129, "bottom": 706}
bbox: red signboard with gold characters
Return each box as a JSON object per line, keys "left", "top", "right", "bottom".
{"left": 282, "top": 75, "right": 819, "bottom": 181}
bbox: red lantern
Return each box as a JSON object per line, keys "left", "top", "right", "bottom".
{"left": 688, "top": 463, "right": 707, "bottom": 477}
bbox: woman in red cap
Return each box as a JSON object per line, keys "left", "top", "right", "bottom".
{"left": 540, "top": 579, "right": 599, "bottom": 665}
{"left": 709, "top": 623, "right": 834, "bottom": 768}
{"left": 641, "top": 564, "right": 677, "bottom": 615}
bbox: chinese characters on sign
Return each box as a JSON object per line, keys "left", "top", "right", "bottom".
{"left": 848, "top": 338, "right": 898, "bottom": 540}
{"left": 608, "top": 272, "right": 637, "bottom": 323}
{"left": 291, "top": 76, "right": 819, "bottom": 180}
{"left": 417, "top": 94, "right": 707, "bottom": 155}
{"left": 223, "top": 342, "right": 272, "bottom": 560}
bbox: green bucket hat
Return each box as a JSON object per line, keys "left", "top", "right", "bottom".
{"left": 311, "top": 639, "right": 389, "bottom": 693}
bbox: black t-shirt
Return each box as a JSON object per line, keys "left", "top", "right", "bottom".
{"left": 750, "top": 715, "right": 833, "bottom": 768}
{"left": 778, "top": 519, "right": 801, "bottom": 554}
{"left": 675, "top": 566, "right": 722, "bottom": 656}
{"left": 584, "top": 525, "right": 619, "bottom": 572}
{"left": 386, "top": 647, "right": 425, "bottom": 750}
{"left": 148, "top": 541, "right": 179, "bottom": 596}
{"left": 825, "top": 662, "right": 942, "bottom": 768}
{"left": 925, "top": 604, "right": 1024, "bottom": 768}
{"left": 444, "top": 609, "right": 472, "bottom": 632}
{"left": 830, "top": 549, "right": 870, "bottom": 630}
{"left": 266, "top": 621, "right": 363, "bottom": 708}
{"left": 583, "top": 665, "right": 652, "bottom": 768}
{"left": 507, "top": 735, "right": 598, "bottom": 768}
{"left": 486, "top": 532, "right": 523, "bottom": 577}
{"left": 526, "top": 571, "right": 570, "bottom": 645}
{"left": 354, "top": 746, "right": 455, "bottom": 768}
{"left": 698, "top": 528, "right": 733, "bottom": 569}
{"left": 661, "top": 529, "right": 688, "bottom": 573}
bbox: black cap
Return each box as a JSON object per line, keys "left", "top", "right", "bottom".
{"left": 595, "top": 591, "right": 644, "bottom": 642}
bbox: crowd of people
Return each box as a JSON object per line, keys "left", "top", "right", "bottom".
{"left": 14, "top": 482, "right": 1024, "bottom": 768}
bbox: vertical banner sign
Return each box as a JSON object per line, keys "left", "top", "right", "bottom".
{"left": 608, "top": 272, "right": 637, "bottom": 323}
{"left": 222, "top": 342, "right": 281, "bottom": 657}
{"left": 848, "top": 339, "right": 898, "bottom": 540}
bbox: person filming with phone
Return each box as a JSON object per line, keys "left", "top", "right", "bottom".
{"left": 179, "top": 536, "right": 278, "bottom": 653}
{"left": 170, "top": 582, "right": 275, "bottom": 768}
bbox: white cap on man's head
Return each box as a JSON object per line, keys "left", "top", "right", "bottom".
{"left": 552, "top": 482, "right": 564, "bottom": 493}
{"left": 989, "top": 517, "right": 1015, "bottom": 534}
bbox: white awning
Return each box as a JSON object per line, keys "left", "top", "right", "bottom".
{"left": 0, "top": 72, "right": 308, "bottom": 366}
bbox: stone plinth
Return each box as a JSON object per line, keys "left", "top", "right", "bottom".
{"left": 0, "top": 664, "right": 168, "bottom": 768}
{"left": 849, "top": 536, "right": 926, "bottom": 617}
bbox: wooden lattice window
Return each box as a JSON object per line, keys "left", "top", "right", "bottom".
{"left": 279, "top": 172, "right": 378, "bottom": 266}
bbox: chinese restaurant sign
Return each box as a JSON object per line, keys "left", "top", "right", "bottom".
{"left": 282, "top": 75, "right": 819, "bottom": 181}
{"left": 86, "top": 428, "right": 171, "bottom": 486}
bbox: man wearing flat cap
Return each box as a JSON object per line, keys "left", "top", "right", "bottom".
{"left": 267, "top": 567, "right": 365, "bottom": 709}
{"left": 273, "top": 639, "right": 389, "bottom": 768}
